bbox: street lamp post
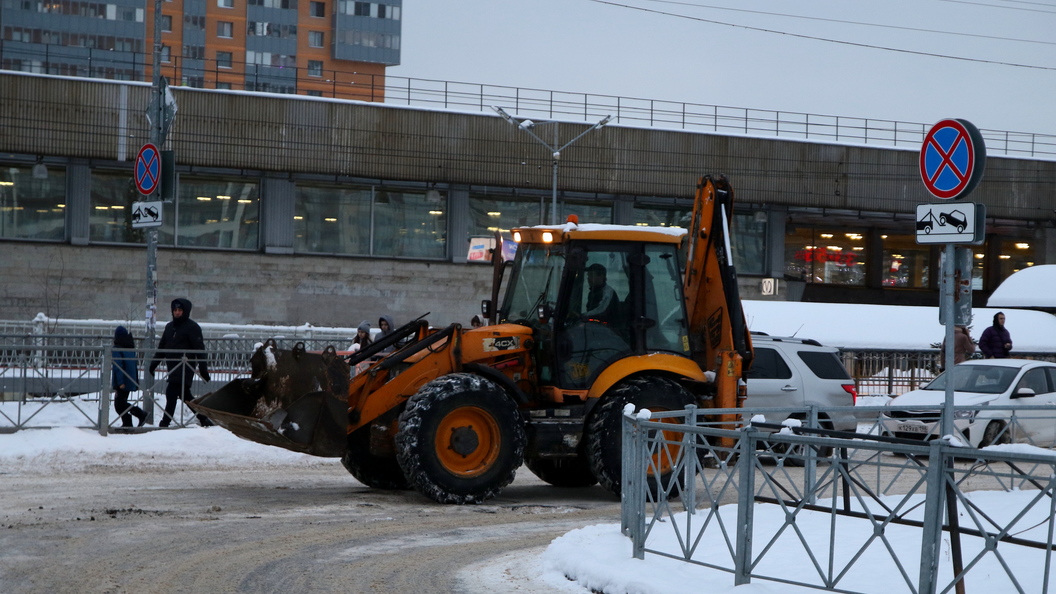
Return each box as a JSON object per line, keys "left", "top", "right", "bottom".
{"left": 492, "top": 107, "right": 612, "bottom": 225}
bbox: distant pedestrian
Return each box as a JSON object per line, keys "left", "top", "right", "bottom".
{"left": 979, "top": 312, "right": 1012, "bottom": 359}
{"left": 378, "top": 314, "right": 398, "bottom": 353}
{"left": 941, "top": 325, "right": 976, "bottom": 365}
{"left": 148, "top": 298, "right": 213, "bottom": 427}
{"left": 348, "top": 320, "right": 372, "bottom": 354}
{"left": 471, "top": 314, "right": 486, "bottom": 328}
{"left": 112, "top": 326, "right": 147, "bottom": 428}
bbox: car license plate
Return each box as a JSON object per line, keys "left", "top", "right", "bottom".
{"left": 897, "top": 423, "right": 929, "bottom": 434}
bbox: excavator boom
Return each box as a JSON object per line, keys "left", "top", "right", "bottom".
{"left": 683, "top": 175, "right": 753, "bottom": 408}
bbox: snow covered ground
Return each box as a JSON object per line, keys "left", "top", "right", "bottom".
{"left": 3, "top": 400, "right": 1053, "bottom": 593}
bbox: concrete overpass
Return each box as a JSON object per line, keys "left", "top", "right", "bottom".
{"left": 1, "top": 71, "right": 1054, "bottom": 327}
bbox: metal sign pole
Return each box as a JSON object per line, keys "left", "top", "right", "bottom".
{"left": 144, "top": 0, "right": 164, "bottom": 423}
{"left": 941, "top": 243, "right": 956, "bottom": 438}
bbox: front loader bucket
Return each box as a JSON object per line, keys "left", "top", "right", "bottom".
{"left": 190, "top": 340, "right": 350, "bottom": 457}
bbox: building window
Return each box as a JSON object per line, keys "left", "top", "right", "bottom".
{"left": 217, "top": 21, "right": 233, "bottom": 38}
{"left": 995, "top": 238, "right": 1036, "bottom": 287}
{"left": 308, "top": 31, "right": 324, "bottom": 47}
{"left": 0, "top": 163, "right": 67, "bottom": 241}
{"left": 306, "top": 90, "right": 323, "bottom": 96}
{"left": 89, "top": 170, "right": 155, "bottom": 244}
{"left": 217, "top": 51, "right": 233, "bottom": 68}
{"left": 295, "top": 185, "right": 447, "bottom": 259}
{"left": 309, "top": 1, "right": 324, "bottom": 17}
{"left": 785, "top": 227, "right": 866, "bottom": 286}
{"left": 881, "top": 234, "right": 930, "bottom": 288}
{"left": 732, "top": 212, "right": 767, "bottom": 276}
{"left": 295, "top": 185, "right": 372, "bottom": 255}
{"left": 466, "top": 194, "right": 541, "bottom": 262}
{"left": 218, "top": 0, "right": 234, "bottom": 7}
{"left": 307, "top": 60, "right": 323, "bottom": 77}
{"left": 176, "top": 178, "right": 260, "bottom": 249}
{"left": 559, "top": 201, "right": 612, "bottom": 227}
{"left": 216, "top": 82, "right": 232, "bottom": 90}
{"left": 160, "top": 45, "right": 171, "bottom": 63}
{"left": 161, "top": 15, "right": 172, "bottom": 32}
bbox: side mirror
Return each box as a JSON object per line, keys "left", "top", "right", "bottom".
{"left": 538, "top": 303, "right": 553, "bottom": 322}
{"left": 1012, "top": 387, "right": 1036, "bottom": 399}
{"left": 481, "top": 300, "right": 492, "bottom": 319}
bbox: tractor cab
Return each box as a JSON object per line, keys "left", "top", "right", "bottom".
{"left": 497, "top": 223, "right": 692, "bottom": 392}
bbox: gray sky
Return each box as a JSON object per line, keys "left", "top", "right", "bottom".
{"left": 390, "top": 0, "right": 1056, "bottom": 136}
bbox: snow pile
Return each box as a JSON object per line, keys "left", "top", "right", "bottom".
{"left": 743, "top": 300, "right": 1056, "bottom": 352}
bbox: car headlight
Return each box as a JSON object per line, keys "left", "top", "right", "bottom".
{"left": 953, "top": 404, "right": 986, "bottom": 420}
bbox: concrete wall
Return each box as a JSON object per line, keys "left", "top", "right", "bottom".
{"left": 0, "top": 242, "right": 784, "bottom": 327}
{"left": 0, "top": 243, "right": 495, "bottom": 328}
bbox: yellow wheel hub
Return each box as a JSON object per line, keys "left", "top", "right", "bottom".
{"left": 435, "top": 406, "right": 501, "bottom": 477}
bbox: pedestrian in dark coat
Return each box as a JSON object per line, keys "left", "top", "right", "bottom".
{"left": 979, "top": 312, "right": 1012, "bottom": 359}
{"left": 148, "top": 298, "right": 213, "bottom": 427}
{"left": 112, "top": 326, "right": 147, "bottom": 428}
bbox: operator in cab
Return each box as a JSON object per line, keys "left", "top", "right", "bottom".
{"left": 581, "top": 263, "right": 619, "bottom": 324}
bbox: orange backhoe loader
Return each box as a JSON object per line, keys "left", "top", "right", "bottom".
{"left": 191, "top": 175, "right": 753, "bottom": 504}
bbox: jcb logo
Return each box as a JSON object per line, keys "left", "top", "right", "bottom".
{"left": 483, "top": 336, "right": 520, "bottom": 352}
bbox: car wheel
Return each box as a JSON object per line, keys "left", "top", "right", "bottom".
{"left": 980, "top": 421, "right": 1011, "bottom": 447}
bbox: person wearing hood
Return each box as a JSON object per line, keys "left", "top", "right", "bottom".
{"left": 112, "top": 326, "right": 147, "bottom": 428}
{"left": 377, "top": 314, "right": 397, "bottom": 353}
{"left": 979, "top": 312, "right": 1012, "bottom": 359}
{"left": 148, "top": 298, "right": 213, "bottom": 427}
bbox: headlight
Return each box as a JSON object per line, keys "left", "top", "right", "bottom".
{"left": 953, "top": 408, "right": 982, "bottom": 420}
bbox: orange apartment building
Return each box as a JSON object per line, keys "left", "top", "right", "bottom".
{"left": 2, "top": 0, "right": 400, "bottom": 101}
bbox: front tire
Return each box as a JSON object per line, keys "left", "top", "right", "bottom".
{"left": 396, "top": 374, "right": 525, "bottom": 504}
{"left": 585, "top": 375, "right": 696, "bottom": 498}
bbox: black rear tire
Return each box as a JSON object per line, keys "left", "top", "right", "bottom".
{"left": 340, "top": 425, "right": 409, "bottom": 490}
{"left": 585, "top": 375, "right": 696, "bottom": 498}
{"left": 396, "top": 373, "right": 525, "bottom": 504}
{"left": 525, "top": 456, "right": 599, "bottom": 488}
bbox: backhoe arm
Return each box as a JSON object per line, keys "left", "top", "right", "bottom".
{"left": 683, "top": 175, "right": 753, "bottom": 409}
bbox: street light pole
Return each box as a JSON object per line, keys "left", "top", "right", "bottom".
{"left": 492, "top": 107, "right": 612, "bottom": 225}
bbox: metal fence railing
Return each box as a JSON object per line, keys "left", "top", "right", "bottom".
{"left": 622, "top": 405, "right": 1056, "bottom": 593}
{"left": 842, "top": 350, "right": 1056, "bottom": 397}
{"left": 2, "top": 42, "right": 1054, "bottom": 160}
{"left": 0, "top": 338, "right": 353, "bottom": 432}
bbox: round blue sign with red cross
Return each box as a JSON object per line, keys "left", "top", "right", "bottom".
{"left": 134, "top": 143, "right": 161, "bottom": 195}
{"left": 919, "top": 119, "right": 986, "bottom": 200}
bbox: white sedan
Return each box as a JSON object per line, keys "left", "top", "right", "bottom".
{"left": 879, "top": 359, "right": 1056, "bottom": 448}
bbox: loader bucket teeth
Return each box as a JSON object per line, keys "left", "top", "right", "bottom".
{"left": 190, "top": 340, "right": 350, "bottom": 457}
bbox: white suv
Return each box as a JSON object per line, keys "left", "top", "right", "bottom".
{"left": 746, "top": 333, "right": 858, "bottom": 432}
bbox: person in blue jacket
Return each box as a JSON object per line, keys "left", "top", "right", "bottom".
{"left": 112, "top": 326, "right": 147, "bottom": 428}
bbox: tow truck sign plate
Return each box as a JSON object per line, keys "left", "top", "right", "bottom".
{"left": 483, "top": 337, "right": 519, "bottom": 352}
